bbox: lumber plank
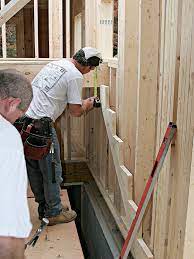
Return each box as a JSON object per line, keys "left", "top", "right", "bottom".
{"left": 109, "top": 67, "right": 116, "bottom": 111}
{"left": 107, "top": 144, "right": 116, "bottom": 198}
{"left": 151, "top": 0, "right": 182, "bottom": 257}
{"left": 96, "top": 0, "right": 113, "bottom": 58}
{"left": 26, "top": 190, "right": 84, "bottom": 259}
{"left": 16, "top": 9, "right": 25, "bottom": 57}
{"left": 34, "top": 0, "right": 39, "bottom": 58}
{"left": 48, "top": 0, "right": 63, "bottom": 58}
{"left": 84, "top": 0, "right": 96, "bottom": 47}
{"left": 1, "top": 0, "right": 6, "bottom": 58}
{"left": 0, "top": 0, "right": 31, "bottom": 26}
{"left": 183, "top": 136, "right": 194, "bottom": 259}
{"left": 65, "top": 0, "right": 70, "bottom": 57}
{"left": 134, "top": 0, "right": 159, "bottom": 245}
{"left": 101, "top": 85, "right": 133, "bottom": 214}
{"left": 74, "top": 13, "right": 82, "bottom": 52}
{"left": 166, "top": 1, "right": 194, "bottom": 257}
{"left": 117, "top": 0, "right": 139, "bottom": 172}
{"left": 99, "top": 110, "right": 108, "bottom": 189}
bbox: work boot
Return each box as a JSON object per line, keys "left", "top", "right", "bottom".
{"left": 39, "top": 205, "right": 70, "bottom": 220}
{"left": 48, "top": 207, "right": 77, "bottom": 226}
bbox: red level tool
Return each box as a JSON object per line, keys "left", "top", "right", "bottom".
{"left": 119, "top": 122, "right": 177, "bottom": 259}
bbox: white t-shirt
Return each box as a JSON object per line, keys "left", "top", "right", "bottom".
{"left": 26, "top": 59, "right": 83, "bottom": 121}
{"left": 0, "top": 115, "right": 32, "bottom": 238}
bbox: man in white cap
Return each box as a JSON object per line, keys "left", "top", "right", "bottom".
{"left": 20, "top": 47, "right": 102, "bottom": 225}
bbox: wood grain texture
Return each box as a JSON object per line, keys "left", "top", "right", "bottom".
{"left": 26, "top": 190, "right": 84, "bottom": 259}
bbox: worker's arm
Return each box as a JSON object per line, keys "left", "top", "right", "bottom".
{"left": 0, "top": 237, "right": 25, "bottom": 259}
{"left": 68, "top": 97, "right": 94, "bottom": 117}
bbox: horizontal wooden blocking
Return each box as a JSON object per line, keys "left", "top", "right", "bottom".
{"left": 106, "top": 109, "right": 116, "bottom": 135}
{"left": 120, "top": 166, "right": 133, "bottom": 201}
{"left": 112, "top": 135, "right": 124, "bottom": 165}
{"left": 0, "top": 0, "right": 31, "bottom": 26}
{"left": 62, "top": 160, "right": 92, "bottom": 183}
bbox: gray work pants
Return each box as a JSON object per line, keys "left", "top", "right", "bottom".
{"left": 26, "top": 127, "right": 63, "bottom": 217}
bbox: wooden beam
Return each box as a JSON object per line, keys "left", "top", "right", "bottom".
{"left": 117, "top": 0, "right": 139, "bottom": 173}
{"left": 151, "top": 0, "right": 183, "bottom": 257}
{"left": 96, "top": 0, "right": 113, "bottom": 58}
{"left": 16, "top": 9, "right": 25, "bottom": 57}
{"left": 74, "top": 13, "right": 82, "bottom": 52}
{"left": 183, "top": 136, "right": 194, "bottom": 259}
{"left": 166, "top": 1, "right": 194, "bottom": 257}
{"left": 66, "top": 0, "right": 70, "bottom": 57}
{"left": 34, "top": 0, "right": 39, "bottom": 58}
{"left": 85, "top": 0, "right": 96, "bottom": 47}
{"left": 62, "top": 160, "right": 92, "bottom": 183}
{"left": 48, "top": 0, "right": 63, "bottom": 58}
{"left": 0, "top": 0, "right": 31, "bottom": 27}
{"left": 134, "top": 0, "right": 159, "bottom": 245}
{"left": 1, "top": 0, "right": 6, "bottom": 58}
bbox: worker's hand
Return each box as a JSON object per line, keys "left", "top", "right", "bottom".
{"left": 82, "top": 97, "right": 95, "bottom": 112}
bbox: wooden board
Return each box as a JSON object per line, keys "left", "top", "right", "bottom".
{"left": 166, "top": 1, "right": 194, "bottom": 257}
{"left": 48, "top": 0, "right": 63, "bottom": 58}
{"left": 183, "top": 136, "right": 194, "bottom": 259}
{"left": 117, "top": 0, "right": 139, "bottom": 173}
{"left": 151, "top": 0, "right": 182, "bottom": 257}
{"left": 134, "top": 0, "right": 159, "bottom": 245}
{"left": 0, "top": 0, "right": 31, "bottom": 26}
{"left": 26, "top": 190, "right": 84, "bottom": 259}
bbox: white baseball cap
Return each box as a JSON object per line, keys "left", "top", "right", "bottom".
{"left": 73, "top": 47, "right": 103, "bottom": 66}
{"left": 82, "top": 47, "right": 102, "bottom": 60}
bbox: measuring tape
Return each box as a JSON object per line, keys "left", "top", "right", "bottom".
{"left": 119, "top": 122, "right": 177, "bottom": 259}
{"left": 93, "top": 67, "right": 101, "bottom": 108}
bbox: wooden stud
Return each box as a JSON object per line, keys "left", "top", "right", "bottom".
{"left": 96, "top": 0, "right": 113, "bottom": 58}
{"left": 117, "top": 0, "right": 139, "bottom": 172}
{"left": 84, "top": 0, "right": 96, "bottom": 47}
{"left": 1, "top": 0, "right": 6, "bottom": 58}
{"left": 34, "top": 0, "right": 39, "bottom": 58}
{"left": 134, "top": 0, "right": 159, "bottom": 245}
{"left": 0, "top": 0, "right": 31, "bottom": 26}
{"left": 74, "top": 13, "right": 82, "bottom": 52}
{"left": 66, "top": 0, "right": 70, "bottom": 57}
{"left": 166, "top": 1, "right": 194, "bottom": 257}
{"left": 182, "top": 136, "right": 194, "bottom": 259}
{"left": 48, "top": 0, "right": 63, "bottom": 58}
{"left": 151, "top": 1, "right": 183, "bottom": 258}
{"left": 16, "top": 9, "right": 25, "bottom": 57}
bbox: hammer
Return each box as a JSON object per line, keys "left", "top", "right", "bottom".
{"left": 25, "top": 218, "right": 49, "bottom": 249}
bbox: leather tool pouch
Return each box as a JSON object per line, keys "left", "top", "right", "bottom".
{"left": 14, "top": 117, "right": 52, "bottom": 160}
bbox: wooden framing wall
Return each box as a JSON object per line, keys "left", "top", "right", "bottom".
{"left": 0, "top": 1, "right": 194, "bottom": 259}
{"left": 84, "top": 0, "right": 194, "bottom": 259}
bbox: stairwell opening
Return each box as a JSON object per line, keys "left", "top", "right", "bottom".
{"left": 65, "top": 181, "right": 134, "bottom": 259}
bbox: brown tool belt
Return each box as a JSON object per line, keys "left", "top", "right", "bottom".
{"left": 14, "top": 116, "right": 53, "bottom": 160}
